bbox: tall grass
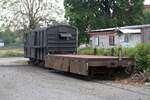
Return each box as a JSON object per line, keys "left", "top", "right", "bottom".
{"left": 78, "top": 48, "right": 112, "bottom": 56}
{"left": 0, "top": 48, "right": 24, "bottom": 57}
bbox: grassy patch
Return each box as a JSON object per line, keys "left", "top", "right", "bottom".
{"left": 78, "top": 48, "right": 112, "bottom": 56}
{"left": 0, "top": 48, "right": 24, "bottom": 57}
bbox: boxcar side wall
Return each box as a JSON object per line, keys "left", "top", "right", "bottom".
{"left": 24, "top": 25, "right": 78, "bottom": 62}
{"left": 24, "top": 29, "right": 48, "bottom": 61}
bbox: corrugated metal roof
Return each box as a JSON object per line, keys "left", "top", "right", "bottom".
{"left": 89, "top": 28, "right": 116, "bottom": 32}
{"left": 89, "top": 24, "right": 150, "bottom": 33}
{"left": 121, "top": 24, "right": 150, "bottom": 29}
{"left": 119, "top": 29, "right": 141, "bottom": 34}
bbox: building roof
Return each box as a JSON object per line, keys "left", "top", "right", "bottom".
{"left": 89, "top": 28, "right": 116, "bottom": 33}
{"left": 32, "top": 24, "right": 76, "bottom": 32}
{"left": 119, "top": 29, "right": 141, "bottom": 34}
{"left": 89, "top": 24, "right": 150, "bottom": 34}
{"left": 121, "top": 24, "right": 150, "bottom": 29}
{"left": 144, "top": 5, "right": 150, "bottom": 9}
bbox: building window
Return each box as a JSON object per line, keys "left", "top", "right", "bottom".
{"left": 109, "top": 35, "right": 115, "bottom": 46}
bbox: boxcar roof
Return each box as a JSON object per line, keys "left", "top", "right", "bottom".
{"left": 32, "top": 24, "right": 76, "bottom": 32}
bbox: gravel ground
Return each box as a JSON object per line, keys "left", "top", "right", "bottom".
{"left": 0, "top": 57, "right": 150, "bottom": 100}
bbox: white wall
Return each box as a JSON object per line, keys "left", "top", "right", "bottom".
{"left": 128, "top": 34, "right": 142, "bottom": 46}
{"left": 115, "top": 34, "right": 142, "bottom": 47}
{"left": 90, "top": 35, "right": 111, "bottom": 48}
{"left": 90, "top": 33, "right": 142, "bottom": 48}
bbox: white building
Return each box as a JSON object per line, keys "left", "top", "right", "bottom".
{"left": 0, "top": 39, "right": 4, "bottom": 47}
{"left": 88, "top": 25, "right": 150, "bottom": 48}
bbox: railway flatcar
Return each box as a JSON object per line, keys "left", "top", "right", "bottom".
{"left": 24, "top": 24, "right": 135, "bottom": 76}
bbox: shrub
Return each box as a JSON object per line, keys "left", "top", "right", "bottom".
{"left": 135, "top": 44, "right": 150, "bottom": 72}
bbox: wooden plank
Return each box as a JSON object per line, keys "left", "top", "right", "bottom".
{"left": 69, "top": 59, "right": 89, "bottom": 76}
{"left": 45, "top": 56, "right": 70, "bottom": 72}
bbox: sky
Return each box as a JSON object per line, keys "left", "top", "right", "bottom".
{"left": 144, "top": 0, "right": 150, "bottom": 5}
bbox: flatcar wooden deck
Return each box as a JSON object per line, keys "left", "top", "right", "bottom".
{"left": 45, "top": 54, "right": 135, "bottom": 76}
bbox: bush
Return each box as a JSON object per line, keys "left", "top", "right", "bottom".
{"left": 135, "top": 44, "right": 150, "bottom": 72}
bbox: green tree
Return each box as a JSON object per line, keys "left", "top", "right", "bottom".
{"left": 0, "top": 29, "right": 16, "bottom": 45}
{"left": 144, "top": 12, "right": 150, "bottom": 24}
{"left": 64, "top": 0, "right": 144, "bottom": 44}
{"left": 0, "top": 0, "right": 63, "bottom": 30}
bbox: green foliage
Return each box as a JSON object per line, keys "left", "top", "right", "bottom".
{"left": 64, "top": 0, "right": 144, "bottom": 44}
{"left": 78, "top": 48, "right": 94, "bottom": 55}
{"left": 0, "top": 29, "right": 16, "bottom": 45}
{"left": 0, "top": 28, "right": 23, "bottom": 46}
{"left": 135, "top": 44, "right": 150, "bottom": 72}
{"left": 114, "top": 47, "right": 137, "bottom": 58}
{"left": 144, "top": 12, "right": 150, "bottom": 24}
{"left": 78, "top": 47, "right": 136, "bottom": 57}
{"left": 96, "top": 48, "right": 112, "bottom": 56}
{"left": 78, "top": 48, "right": 111, "bottom": 56}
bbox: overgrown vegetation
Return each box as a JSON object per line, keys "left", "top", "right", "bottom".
{"left": 78, "top": 48, "right": 112, "bottom": 56}
{"left": 135, "top": 44, "right": 150, "bottom": 72}
{"left": 78, "top": 44, "right": 150, "bottom": 73}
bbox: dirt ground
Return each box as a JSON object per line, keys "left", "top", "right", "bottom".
{"left": 0, "top": 57, "right": 150, "bottom": 100}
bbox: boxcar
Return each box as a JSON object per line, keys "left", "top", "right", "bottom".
{"left": 24, "top": 24, "right": 78, "bottom": 65}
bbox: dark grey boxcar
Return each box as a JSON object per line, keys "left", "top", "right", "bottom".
{"left": 24, "top": 24, "right": 78, "bottom": 64}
